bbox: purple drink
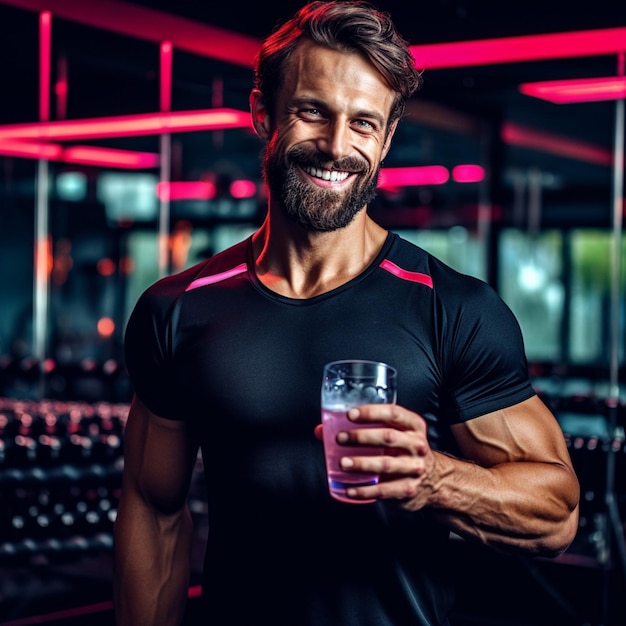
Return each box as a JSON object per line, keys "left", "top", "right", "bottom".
{"left": 321, "top": 406, "right": 383, "bottom": 503}
{"left": 321, "top": 360, "right": 397, "bottom": 504}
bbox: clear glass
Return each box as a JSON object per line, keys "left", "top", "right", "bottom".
{"left": 321, "top": 360, "right": 397, "bottom": 504}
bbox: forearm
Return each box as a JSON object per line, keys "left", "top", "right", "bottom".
{"left": 427, "top": 451, "right": 579, "bottom": 557}
{"left": 114, "top": 500, "right": 194, "bottom": 626}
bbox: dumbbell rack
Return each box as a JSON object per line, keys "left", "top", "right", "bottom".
{"left": 0, "top": 398, "right": 127, "bottom": 564}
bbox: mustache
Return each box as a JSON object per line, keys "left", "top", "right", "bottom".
{"left": 287, "top": 145, "right": 368, "bottom": 174}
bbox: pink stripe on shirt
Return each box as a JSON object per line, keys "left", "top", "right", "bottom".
{"left": 185, "top": 263, "right": 247, "bottom": 291}
{"left": 379, "top": 259, "right": 433, "bottom": 288}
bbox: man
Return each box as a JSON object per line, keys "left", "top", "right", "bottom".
{"left": 114, "top": 2, "right": 580, "bottom": 624}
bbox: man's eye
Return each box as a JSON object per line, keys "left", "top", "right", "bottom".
{"left": 354, "top": 119, "right": 375, "bottom": 131}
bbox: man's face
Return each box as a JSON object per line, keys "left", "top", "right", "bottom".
{"left": 261, "top": 41, "right": 397, "bottom": 232}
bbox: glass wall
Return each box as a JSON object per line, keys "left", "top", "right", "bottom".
{"left": 498, "top": 228, "right": 624, "bottom": 371}
{"left": 499, "top": 228, "right": 565, "bottom": 362}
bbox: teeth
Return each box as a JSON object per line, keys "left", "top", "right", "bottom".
{"left": 304, "top": 166, "right": 350, "bottom": 182}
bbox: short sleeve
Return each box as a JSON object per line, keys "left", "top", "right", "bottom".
{"left": 438, "top": 277, "right": 535, "bottom": 422}
{"left": 124, "top": 283, "right": 181, "bottom": 419}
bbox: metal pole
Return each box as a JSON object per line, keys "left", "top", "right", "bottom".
{"left": 604, "top": 51, "right": 626, "bottom": 623}
{"left": 33, "top": 11, "right": 52, "bottom": 396}
{"left": 33, "top": 160, "right": 50, "bottom": 369}
{"left": 608, "top": 54, "right": 625, "bottom": 401}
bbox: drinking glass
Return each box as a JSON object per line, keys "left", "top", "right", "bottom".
{"left": 321, "top": 359, "right": 397, "bottom": 503}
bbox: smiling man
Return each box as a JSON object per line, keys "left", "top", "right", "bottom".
{"left": 258, "top": 37, "right": 396, "bottom": 235}
{"left": 114, "top": 2, "right": 579, "bottom": 625}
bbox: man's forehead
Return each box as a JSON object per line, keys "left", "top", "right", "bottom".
{"left": 281, "top": 41, "right": 395, "bottom": 111}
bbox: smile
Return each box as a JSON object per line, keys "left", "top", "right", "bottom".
{"left": 303, "top": 165, "right": 351, "bottom": 182}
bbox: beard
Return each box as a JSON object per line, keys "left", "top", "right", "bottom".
{"left": 263, "top": 143, "right": 380, "bottom": 232}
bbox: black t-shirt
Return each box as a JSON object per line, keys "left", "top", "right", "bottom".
{"left": 124, "top": 232, "right": 535, "bottom": 625}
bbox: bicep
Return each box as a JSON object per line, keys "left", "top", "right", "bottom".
{"left": 121, "top": 394, "right": 198, "bottom": 514}
{"left": 450, "top": 395, "right": 574, "bottom": 471}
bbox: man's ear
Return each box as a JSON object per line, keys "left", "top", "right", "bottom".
{"left": 250, "top": 89, "right": 271, "bottom": 140}
{"left": 381, "top": 118, "right": 400, "bottom": 161}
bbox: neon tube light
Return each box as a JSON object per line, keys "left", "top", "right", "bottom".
{"left": 39, "top": 10, "right": 51, "bottom": 122}
{"left": 411, "top": 27, "right": 626, "bottom": 70}
{"left": 0, "top": 139, "right": 62, "bottom": 160}
{"left": 519, "top": 76, "right": 626, "bottom": 104}
{"left": 157, "top": 181, "right": 216, "bottom": 201}
{"left": 230, "top": 179, "right": 257, "bottom": 199}
{"left": 452, "top": 164, "right": 485, "bottom": 183}
{"left": 0, "top": 139, "right": 159, "bottom": 168}
{"left": 62, "top": 146, "right": 159, "bottom": 168}
{"left": 160, "top": 41, "right": 173, "bottom": 113}
{"left": 0, "top": 0, "right": 260, "bottom": 68}
{"left": 501, "top": 122, "right": 613, "bottom": 166}
{"left": 0, "top": 108, "right": 252, "bottom": 141}
{"left": 378, "top": 166, "right": 450, "bottom": 189}
{"left": 55, "top": 56, "right": 68, "bottom": 120}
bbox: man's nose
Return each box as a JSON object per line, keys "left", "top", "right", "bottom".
{"left": 317, "top": 121, "right": 351, "bottom": 161}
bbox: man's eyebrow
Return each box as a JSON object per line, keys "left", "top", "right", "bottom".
{"left": 288, "top": 96, "right": 327, "bottom": 109}
{"left": 289, "top": 97, "right": 386, "bottom": 126}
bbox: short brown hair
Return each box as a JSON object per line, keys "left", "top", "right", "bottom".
{"left": 253, "top": 1, "right": 423, "bottom": 128}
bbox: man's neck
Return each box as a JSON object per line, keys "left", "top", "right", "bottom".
{"left": 251, "top": 210, "right": 388, "bottom": 299}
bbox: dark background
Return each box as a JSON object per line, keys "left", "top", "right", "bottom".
{"left": 0, "top": 2, "right": 625, "bottom": 625}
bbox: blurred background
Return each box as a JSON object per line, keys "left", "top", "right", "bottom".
{"left": 0, "top": 0, "right": 625, "bottom": 624}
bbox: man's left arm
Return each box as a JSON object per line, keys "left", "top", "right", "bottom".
{"left": 340, "top": 395, "right": 580, "bottom": 557}
{"left": 430, "top": 395, "right": 580, "bottom": 556}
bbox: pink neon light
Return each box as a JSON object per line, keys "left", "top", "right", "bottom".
{"left": 411, "top": 27, "right": 626, "bottom": 70}
{"left": 230, "top": 179, "right": 257, "bottom": 199}
{"left": 452, "top": 164, "right": 485, "bottom": 183}
{"left": 157, "top": 181, "right": 216, "bottom": 201}
{"left": 519, "top": 76, "right": 626, "bottom": 104}
{"left": 0, "top": 139, "right": 159, "bottom": 168}
{"left": 39, "top": 10, "right": 51, "bottom": 122}
{"left": 0, "top": 139, "right": 62, "bottom": 160}
{"left": 379, "top": 259, "right": 433, "bottom": 288}
{"left": 55, "top": 55, "right": 68, "bottom": 119}
{"left": 0, "top": 108, "right": 252, "bottom": 141}
{"left": 1, "top": 0, "right": 260, "bottom": 68}
{"left": 502, "top": 122, "right": 613, "bottom": 166}
{"left": 378, "top": 165, "right": 450, "bottom": 189}
{"left": 160, "top": 41, "right": 173, "bottom": 112}
{"left": 185, "top": 263, "right": 247, "bottom": 291}
{"left": 62, "top": 145, "right": 159, "bottom": 168}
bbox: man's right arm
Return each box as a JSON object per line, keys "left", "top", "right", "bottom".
{"left": 113, "top": 394, "right": 198, "bottom": 626}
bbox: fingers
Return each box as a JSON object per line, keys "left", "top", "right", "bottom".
{"left": 347, "top": 404, "right": 427, "bottom": 432}
{"left": 345, "top": 478, "right": 426, "bottom": 505}
{"left": 341, "top": 447, "right": 433, "bottom": 506}
{"left": 333, "top": 404, "right": 433, "bottom": 506}
{"left": 340, "top": 407, "right": 429, "bottom": 456}
{"left": 340, "top": 452, "right": 426, "bottom": 482}
{"left": 314, "top": 404, "right": 426, "bottom": 442}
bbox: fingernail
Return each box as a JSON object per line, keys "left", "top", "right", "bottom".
{"left": 340, "top": 457, "right": 354, "bottom": 468}
{"left": 337, "top": 432, "right": 348, "bottom": 443}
